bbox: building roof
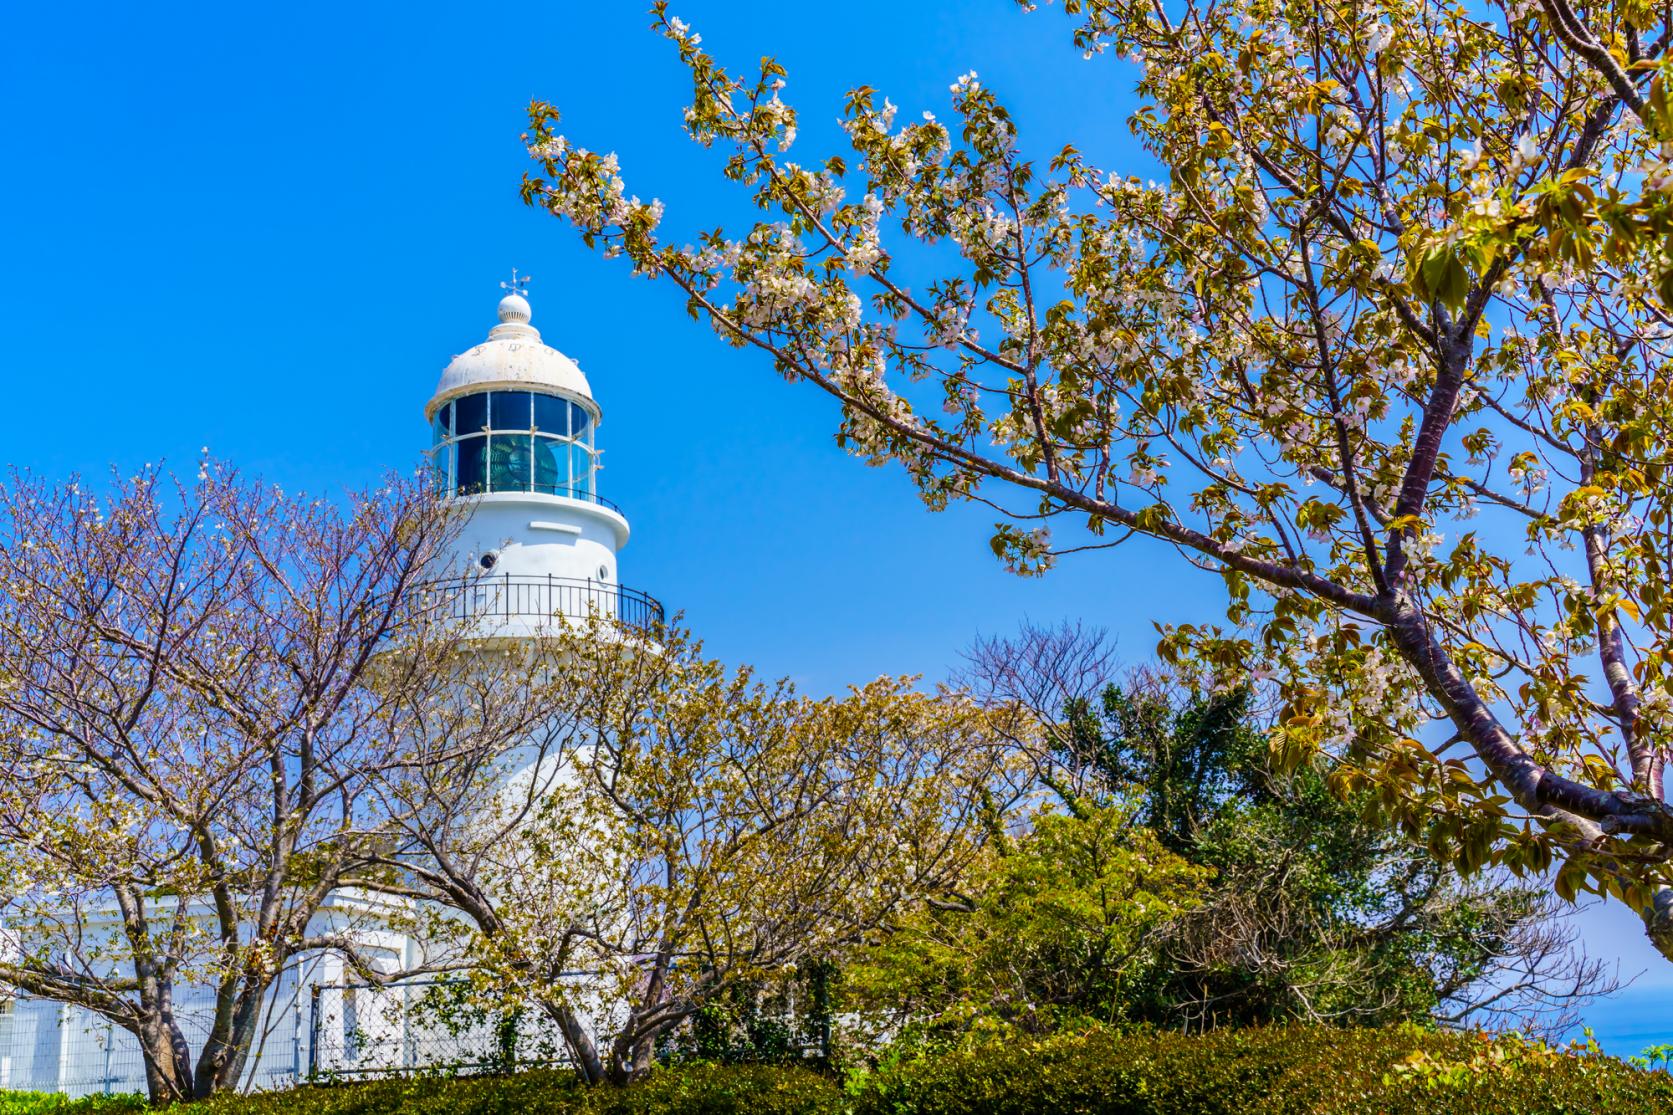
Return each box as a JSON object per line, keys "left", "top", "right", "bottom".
{"left": 427, "top": 292, "right": 595, "bottom": 417}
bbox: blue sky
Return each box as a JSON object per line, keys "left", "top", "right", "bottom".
{"left": 2, "top": 0, "right": 1666, "bottom": 1054}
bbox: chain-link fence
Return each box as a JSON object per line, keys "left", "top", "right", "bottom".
{"left": 0, "top": 971, "right": 309, "bottom": 1097}
{"left": 2, "top": 972, "right": 834, "bottom": 1096}
{"left": 0, "top": 976, "right": 573, "bottom": 1096}
{"left": 306, "top": 980, "right": 574, "bottom": 1080}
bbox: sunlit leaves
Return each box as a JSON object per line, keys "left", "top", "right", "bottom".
{"left": 522, "top": 0, "right": 1673, "bottom": 957}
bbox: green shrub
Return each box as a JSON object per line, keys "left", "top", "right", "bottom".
{"left": 585, "top": 1064, "right": 842, "bottom": 1115}
{"left": 192, "top": 1064, "right": 843, "bottom": 1115}
{"left": 0, "top": 1095, "right": 147, "bottom": 1115}
{"left": 5, "top": 1028, "right": 1667, "bottom": 1113}
{"left": 851, "top": 1025, "right": 1673, "bottom": 1115}
{"left": 1, "top": 1065, "right": 843, "bottom": 1115}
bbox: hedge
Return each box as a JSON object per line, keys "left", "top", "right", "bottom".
{"left": 0, "top": 1097, "right": 148, "bottom": 1115}
{"left": 0, "top": 1065, "right": 840, "bottom": 1115}
{"left": 3, "top": 1026, "right": 1669, "bottom": 1113}
{"left": 852, "top": 1025, "right": 1673, "bottom": 1115}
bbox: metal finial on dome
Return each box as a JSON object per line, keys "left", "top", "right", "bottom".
{"left": 498, "top": 268, "right": 533, "bottom": 325}
{"left": 432, "top": 269, "right": 594, "bottom": 413}
{"left": 500, "top": 268, "right": 531, "bottom": 297}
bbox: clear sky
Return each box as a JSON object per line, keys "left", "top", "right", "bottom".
{"left": 2, "top": 0, "right": 1666, "bottom": 1055}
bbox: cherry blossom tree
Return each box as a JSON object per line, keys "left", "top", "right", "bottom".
{"left": 361, "top": 622, "right": 1012, "bottom": 1085}
{"left": 0, "top": 467, "right": 496, "bottom": 1102}
{"left": 521, "top": 1, "right": 1673, "bottom": 962}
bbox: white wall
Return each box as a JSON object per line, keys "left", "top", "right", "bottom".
{"left": 446, "top": 493, "right": 626, "bottom": 585}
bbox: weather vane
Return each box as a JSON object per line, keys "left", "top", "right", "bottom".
{"left": 501, "top": 268, "right": 532, "bottom": 298}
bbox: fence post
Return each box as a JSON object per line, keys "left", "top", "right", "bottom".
{"left": 308, "top": 985, "right": 321, "bottom": 1080}
{"left": 292, "top": 988, "right": 303, "bottom": 1085}
{"left": 103, "top": 1016, "right": 114, "bottom": 1094}
{"left": 402, "top": 983, "right": 414, "bottom": 1070}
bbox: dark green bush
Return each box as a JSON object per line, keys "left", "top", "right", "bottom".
{"left": 194, "top": 1064, "right": 841, "bottom": 1115}
{"left": 1, "top": 1065, "right": 841, "bottom": 1115}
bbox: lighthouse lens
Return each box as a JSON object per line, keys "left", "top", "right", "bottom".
{"left": 490, "top": 434, "right": 533, "bottom": 492}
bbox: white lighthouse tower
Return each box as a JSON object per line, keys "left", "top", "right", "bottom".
{"left": 424, "top": 276, "right": 662, "bottom": 636}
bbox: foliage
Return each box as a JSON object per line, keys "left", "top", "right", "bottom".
{"left": 851, "top": 624, "right": 1616, "bottom": 1041}
{"left": 191, "top": 1065, "right": 840, "bottom": 1115}
{"left": 521, "top": 0, "right": 1673, "bottom": 961}
{"left": 227, "top": 1064, "right": 835, "bottom": 1115}
{"left": 7, "top": 1028, "right": 1670, "bottom": 1113}
{"left": 0, "top": 466, "right": 541, "bottom": 1102}
{"left": 659, "top": 961, "right": 837, "bottom": 1069}
{"left": 0, "top": 1095, "right": 146, "bottom": 1115}
{"left": 364, "top": 622, "right": 1013, "bottom": 1085}
{"left": 842, "top": 804, "right": 1206, "bottom": 1041}
{"left": 850, "top": 1025, "right": 1673, "bottom": 1114}
{"left": 1095, "top": 678, "right": 1613, "bottom": 1033}
{"left": 1633, "top": 1041, "right": 1673, "bottom": 1071}
{"left": 0, "top": 1066, "right": 839, "bottom": 1115}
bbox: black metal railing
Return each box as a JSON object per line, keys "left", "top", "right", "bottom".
{"left": 542, "top": 485, "right": 623, "bottom": 515}
{"left": 423, "top": 573, "right": 665, "bottom": 633}
{"left": 454, "top": 483, "right": 625, "bottom": 516}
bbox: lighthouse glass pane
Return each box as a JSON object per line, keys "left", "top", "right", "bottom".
{"left": 454, "top": 393, "right": 488, "bottom": 435}
{"left": 431, "top": 403, "right": 451, "bottom": 446}
{"left": 532, "top": 393, "right": 569, "bottom": 436}
{"left": 489, "top": 434, "right": 532, "bottom": 492}
{"left": 428, "top": 444, "right": 453, "bottom": 493}
{"left": 570, "top": 444, "right": 594, "bottom": 496}
{"left": 570, "top": 402, "right": 593, "bottom": 443}
{"left": 455, "top": 435, "right": 487, "bottom": 494}
{"left": 490, "top": 391, "right": 532, "bottom": 431}
{"left": 532, "top": 436, "right": 564, "bottom": 494}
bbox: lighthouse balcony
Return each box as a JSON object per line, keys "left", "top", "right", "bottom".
{"left": 422, "top": 573, "right": 665, "bottom": 635}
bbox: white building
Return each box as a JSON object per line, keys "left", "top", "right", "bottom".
{"left": 0, "top": 282, "right": 660, "bottom": 1096}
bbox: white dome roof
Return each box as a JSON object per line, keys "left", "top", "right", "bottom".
{"left": 428, "top": 293, "right": 593, "bottom": 416}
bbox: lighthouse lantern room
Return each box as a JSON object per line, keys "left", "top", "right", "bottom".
{"left": 424, "top": 277, "right": 660, "bottom": 635}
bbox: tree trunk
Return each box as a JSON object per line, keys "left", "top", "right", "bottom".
{"left": 606, "top": 1017, "right": 659, "bottom": 1086}
{"left": 193, "top": 974, "right": 271, "bottom": 1098}
{"left": 542, "top": 997, "right": 607, "bottom": 1085}
{"left": 1382, "top": 595, "right": 1673, "bottom": 964}
{"left": 136, "top": 1015, "right": 195, "bottom": 1105}
{"left": 1646, "top": 888, "right": 1673, "bottom": 964}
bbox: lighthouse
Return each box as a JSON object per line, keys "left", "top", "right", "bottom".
{"left": 424, "top": 277, "right": 662, "bottom": 637}
{"left": 0, "top": 279, "right": 660, "bottom": 1099}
